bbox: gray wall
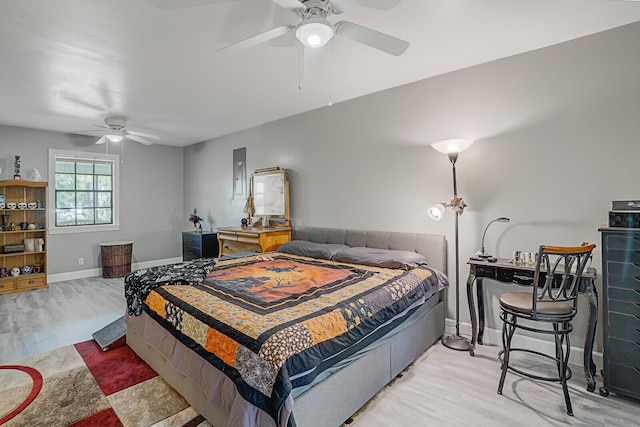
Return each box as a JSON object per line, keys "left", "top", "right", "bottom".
{"left": 184, "top": 22, "right": 640, "bottom": 350}
{"left": 0, "top": 125, "right": 184, "bottom": 274}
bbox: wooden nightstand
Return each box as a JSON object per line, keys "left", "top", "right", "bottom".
{"left": 216, "top": 226, "right": 291, "bottom": 257}
{"left": 182, "top": 231, "right": 219, "bottom": 261}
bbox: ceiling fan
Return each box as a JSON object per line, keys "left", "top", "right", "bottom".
{"left": 83, "top": 118, "right": 160, "bottom": 146}
{"left": 218, "top": 0, "right": 409, "bottom": 56}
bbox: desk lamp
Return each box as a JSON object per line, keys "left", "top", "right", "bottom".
{"left": 429, "top": 138, "right": 474, "bottom": 351}
{"left": 478, "top": 217, "right": 510, "bottom": 259}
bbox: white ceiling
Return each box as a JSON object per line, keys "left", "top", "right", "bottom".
{"left": 1, "top": 0, "right": 640, "bottom": 147}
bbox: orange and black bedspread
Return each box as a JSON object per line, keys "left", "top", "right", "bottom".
{"left": 142, "top": 252, "right": 446, "bottom": 426}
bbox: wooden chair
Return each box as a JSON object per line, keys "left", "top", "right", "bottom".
{"left": 497, "top": 243, "right": 596, "bottom": 416}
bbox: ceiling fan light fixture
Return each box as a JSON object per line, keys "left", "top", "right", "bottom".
{"left": 295, "top": 16, "right": 334, "bottom": 48}
{"left": 106, "top": 134, "right": 124, "bottom": 143}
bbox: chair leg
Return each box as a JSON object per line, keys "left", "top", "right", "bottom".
{"left": 554, "top": 322, "right": 573, "bottom": 416}
{"left": 498, "top": 312, "right": 516, "bottom": 395}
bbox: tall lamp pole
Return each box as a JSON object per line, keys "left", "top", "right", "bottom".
{"left": 428, "top": 139, "right": 474, "bottom": 351}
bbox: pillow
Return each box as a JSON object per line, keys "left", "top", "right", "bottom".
{"left": 332, "top": 247, "right": 428, "bottom": 270}
{"left": 277, "top": 240, "right": 350, "bottom": 260}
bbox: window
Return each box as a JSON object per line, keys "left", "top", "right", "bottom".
{"left": 48, "top": 149, "right": 120, "bottom": 234}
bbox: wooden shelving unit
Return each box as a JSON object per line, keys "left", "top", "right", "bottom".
{"left": 0, "top": 180, "right": 48, "bottom": 294}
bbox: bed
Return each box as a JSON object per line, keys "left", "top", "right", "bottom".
{"left": 125, "top": 226, "right": 447, "bottom": 427}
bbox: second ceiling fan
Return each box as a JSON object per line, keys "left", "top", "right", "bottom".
{"left": 87, "top": 118, "right": 160, "bottom": 146}
{"left": 218, "top": 0, "right": 409, "bottom": 56}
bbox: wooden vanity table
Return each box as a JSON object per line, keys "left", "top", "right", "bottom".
{"left": 219, "top": 166, "right": 292, "bottom": 257}
{"left": 217, "top": 225, "right": 291, "bottom": 257}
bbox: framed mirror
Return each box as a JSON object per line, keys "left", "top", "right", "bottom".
{"left": 249, "top": 167, "right": 290, "bottom": 226}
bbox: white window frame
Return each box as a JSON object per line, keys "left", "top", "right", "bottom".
{"left": 48, "top": 149, "right": 120, "bottom": 234}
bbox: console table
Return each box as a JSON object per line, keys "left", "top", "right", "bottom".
{"left": 466, "top": 257, "right": 598, "bottom": 392}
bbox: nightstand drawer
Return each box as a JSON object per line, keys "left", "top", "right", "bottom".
{"left": 183, "top": 245, "right": 201, "bottom": 261}
{"left": 183, "top": 235, "right": 202, "bottom": 249}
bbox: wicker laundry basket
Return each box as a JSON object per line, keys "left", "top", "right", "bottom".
{"left": 100, "top": 241, "right": 134, "bottom": 278}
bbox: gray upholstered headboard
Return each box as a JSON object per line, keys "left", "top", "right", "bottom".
{"left": 293, "top": 226, "right": 447, "bottom": 274}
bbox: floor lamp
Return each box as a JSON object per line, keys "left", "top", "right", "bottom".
{"left": 428, "top": 138, "right": 474, "bottom": 351}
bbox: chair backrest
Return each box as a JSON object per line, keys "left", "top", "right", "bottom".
{"left": 531, "top": 243, "right": 596, "bottom": 319}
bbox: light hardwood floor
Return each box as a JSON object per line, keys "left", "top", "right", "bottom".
{"left": 2, "top": 276, "right": 639, "bottom": 426}
{"left": 0, "top": 276, "right": 126, "bottom": 363}
{"left": 351, "top": 342, "right": 640, "bottom": 426}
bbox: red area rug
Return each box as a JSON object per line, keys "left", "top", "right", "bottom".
{"left": 0, "top": 340, "right": 208, "bottom": 427}
{"left": 74, "top": 340, "right": 157, "bottom": 396}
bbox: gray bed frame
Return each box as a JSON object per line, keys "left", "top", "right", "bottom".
{"left": 126, "top": 226, "right": 446, "bottom": 427}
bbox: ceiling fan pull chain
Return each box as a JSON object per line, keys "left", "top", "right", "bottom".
{"left": 298, "top": 48, "right": 304, "bottom": 90}
{"left": 327, "top": 43, "right": 333, "bottom": 106}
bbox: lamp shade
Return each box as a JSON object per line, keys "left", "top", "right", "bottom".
{"left": 295, "top": 16, "right": 335, "bottom": 48}
{"left": 431, "top": 139, "right": 474, "bottom": 155}
{"left": 428, "top": 203, "right": 446, "bottom": 221}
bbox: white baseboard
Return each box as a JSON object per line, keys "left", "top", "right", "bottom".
{"left": 48, "top": 257, "right": 183, "bottom": 283}
{"left": 445, "top": 317, "right": 603, "bottom": 370}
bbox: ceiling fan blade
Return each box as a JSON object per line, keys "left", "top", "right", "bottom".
{"left": 127, "top": 130, "right": 160, "bottom": 139}
{"left": 218, "top": 25, "right": 294, "bottom": 53}
{"left": 271, "top": 0, "right": 305, "bottom": 10}
{"left": 125, "top": 134, "right": 154, "bottom": 146}
{"left": 75, "top": 129, "right": 107, "bottom": 134}
{"left": 331, "top": 0, "right": 401, "bottom": 14}
{"left": 95, "top": 135, "right": 109, "bottom": 145}
{"left": 335, "top": 21, "right": 409, "bottom": 56}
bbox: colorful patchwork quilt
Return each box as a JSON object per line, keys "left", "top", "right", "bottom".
{"left": 124, "top": 257, "right": 217, "bottom": 316}
{"left": 142, "top": 252, "right": 446, "bottom": 427}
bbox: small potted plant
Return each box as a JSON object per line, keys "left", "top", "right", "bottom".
{"left": 188, "top": 208, "right": 203, "bottom": 232}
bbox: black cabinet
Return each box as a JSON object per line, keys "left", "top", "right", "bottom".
{"left": 182, "top": 231, "right": 218, "bottom": 261}
{"left": 599, "top": 227, "right": 640, "bottom": 400}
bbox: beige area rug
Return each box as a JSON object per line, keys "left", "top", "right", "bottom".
{"left": 0, "top": 340, "right": 210, "bottom": 427}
